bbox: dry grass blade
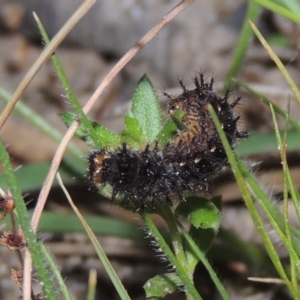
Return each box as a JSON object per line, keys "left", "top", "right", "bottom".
{"left": 56, "top": 172, "right": 131, "bottom": 300}
{"left": 249, "top": 20, "right": 300, "bottom": 104}
{"left": 0, "top": 0, "right": 96, "bottom": 130}
{"left": 23, "top": 249, "right": 32, "bottom": 300}
{"left": 31, "top": 120, "right": 80, "bottom": 231}
{"left": 248, "top": 277, "right": 285, "bottom": 284}
{"left": 31, "top": 0, "right": 195, "bottom": 232}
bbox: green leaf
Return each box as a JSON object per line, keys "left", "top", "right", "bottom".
{"left": 185, "top": 225, "right": 215, "bottom": 273}
{"left": 121, "top": 111, "right": 143, "bottom": 145}
{"left": 60, "top": 112, "right": 121, "bottom": 149}
{"left": 188, "top": 225, "right": 218, "bottom": 256}
{"left": 176, "top": 196, "right": 222, "bottom": 230}
{"left": 92, "top": 125, "right": 121, "bottom": 150}
{"left": 183, "top": 197, "right": 222, "bottom": 269}
{"left": 131, "top": 75, "right": 163, "bottom": 143}
{"left": 144, "top": 273, "right": 181, "bottom": 298}
{"left": 156, "top": 109, "right": 184, "bottom": 146}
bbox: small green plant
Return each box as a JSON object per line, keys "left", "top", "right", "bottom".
{"left": 61, "top": 73, "right": 228, "bottom": 299}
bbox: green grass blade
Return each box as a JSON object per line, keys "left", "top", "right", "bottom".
{"left": 253, "top": 0, "right": 300, "bottom": 23}
{"left": 270, "top": 103, "right": 300, "bottom": 292}
{"left": 286, "top": 167, "right": 300, "bottom": 225}
{"left": 235, "top": 80, "right": 300, "bottom": 133}
{"left": 238, "top": 162, "right": 300, "bottom": 248}
{"left": 208, "top": 105, "right": 297, "bottom": 295}
{"left": 87, "top": 269, "right": 97, "bottom": 300}
{"left": 250, "top": 21, "right": 300, "bottom": 104}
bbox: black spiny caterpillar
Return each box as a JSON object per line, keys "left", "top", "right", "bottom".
{"left": 88, "top": 74, "right": 247, "bottom": 207}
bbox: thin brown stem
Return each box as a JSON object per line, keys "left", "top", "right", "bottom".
{"left": 23, "top": 249, "right": 32, "bottom": 300}
{"left": 9, "top": 212, "right": 36, "bottom": 300}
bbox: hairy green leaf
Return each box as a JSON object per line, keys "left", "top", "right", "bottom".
{"left": 131, "top": 75, "right": 163, "bottom": 143}
{"left": 60, "top": 112, "right": 121, "bottom": 149}
{"left": 144, "top": 273, "right": 181, "bottom": 298}
{"left": 177, "top": 196, "right": 221, "bottom": 230}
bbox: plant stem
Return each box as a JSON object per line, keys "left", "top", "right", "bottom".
{"left": 34, "top": 15, "right": 103, "bottom": 148}
{"left": 179, "top": 224, "right": 230, "bottom": 300}
{"left": 143, "top": 213, "right": 202, "bottom": 300}
{"left": 0, "top": 139, "right": 57, "bottom": 299}
{"left": 160, "top": 205, "right": 189, "bottom": 276}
